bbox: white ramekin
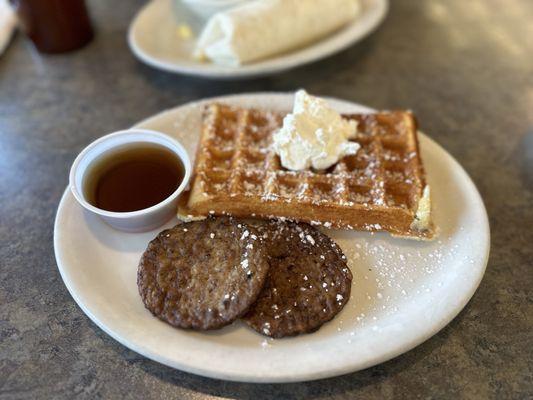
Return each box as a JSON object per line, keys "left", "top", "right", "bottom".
{"left": 179, "top": 0, "right": 248, "bottom": 20}
{"left": 69, "top": 129, "right": 191, "bottom": 233}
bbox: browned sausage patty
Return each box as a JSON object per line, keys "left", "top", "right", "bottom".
{"left": 137, "top": 217, "right": 269, "bottom": 330}
{"left": 242, "top": 221, "right": 352, "bottom": 338}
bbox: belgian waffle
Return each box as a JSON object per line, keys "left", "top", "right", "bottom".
{"left": 178, "top": 103, "right": 435, "bottom": 239}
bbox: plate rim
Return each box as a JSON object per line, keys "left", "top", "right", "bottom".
{"left": 127, "top": 0, "right": 389, "bottom": 79}
{"left": 54, "top": 93, "right": 490, "bottom": 382}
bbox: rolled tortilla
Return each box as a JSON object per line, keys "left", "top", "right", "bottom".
{"left": 195, "top": 0, "right": 361, "bottom": 66}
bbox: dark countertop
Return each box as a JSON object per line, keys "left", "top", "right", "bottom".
{"left": 1, "top": 0, "right": 532, "bottom": 399}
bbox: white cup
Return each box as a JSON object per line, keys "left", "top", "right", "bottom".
{"left": 69, "top": 129, "right": 191, "bottom": 233}
{"left": 179, "top": 0, "right": 248, "bottom": 20}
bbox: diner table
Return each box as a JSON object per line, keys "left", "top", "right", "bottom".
{"left": 0, "top": 0, "right": 532, "bottom": 398}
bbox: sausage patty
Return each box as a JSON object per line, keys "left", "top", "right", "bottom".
{"left": 243, "top": 221, "right": 352, "bottom": 338}
{"left": 137, "top": 217, "right": 269, "bottom": 330}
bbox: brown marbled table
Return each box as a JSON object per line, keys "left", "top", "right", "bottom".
{"left": 1, "top": 0, "right": 532, "bottom": 398}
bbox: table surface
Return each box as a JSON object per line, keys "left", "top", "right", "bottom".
{"left": 1, "top": 0, "right": 532, "bottom": 399}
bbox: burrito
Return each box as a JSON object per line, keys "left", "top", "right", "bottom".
{"left": 194, "top": 0, "right": 361, "bottom": 66}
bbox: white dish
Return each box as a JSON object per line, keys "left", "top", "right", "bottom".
{"left": 127, "top": 0, "right": 389, "bottom": 79}
{"left": 69, "top": 129, "right": 192, "bottom": 233}
{"left": 54, "top": 93, "right": 490, "bottom": 383}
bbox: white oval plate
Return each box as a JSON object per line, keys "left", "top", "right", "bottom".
{"left": 127, "top": 0, "right": 389, "bottom": 79}
{"left": 54, "top": 93, "right": 490, "bottom": 383}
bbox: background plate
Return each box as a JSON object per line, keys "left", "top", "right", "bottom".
{"left": 54, "top": 93, "right": 490, "bottom": 382}
{"left": 127, "top": 0, "right": 389, "bottom": 79}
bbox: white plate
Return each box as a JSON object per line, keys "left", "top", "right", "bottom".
{"left": 54, "top": 93, "right": 490, "bottom": 383}
{"left": 127, "top": 0, "right": 389, "bottom": 79}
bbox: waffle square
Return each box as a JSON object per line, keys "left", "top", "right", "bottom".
{"left": 178, "top": 103, "right": 435, "bottom": 239}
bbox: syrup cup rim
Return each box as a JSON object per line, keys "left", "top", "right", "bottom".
{"left": 69, "top": 129, "right": 191, "bottom": 219}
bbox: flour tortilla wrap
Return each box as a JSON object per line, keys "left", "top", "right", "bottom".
{"left": 195, "top": 0, "right": 361, "bottom": 66}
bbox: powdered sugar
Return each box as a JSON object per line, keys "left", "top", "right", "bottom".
{"left": 323, "top": 226, "right": 474, "bottom": 342}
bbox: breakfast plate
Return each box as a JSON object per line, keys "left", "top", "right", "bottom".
{"left": 127, "top": 0, "right": 389, "bottom": 79}
{"left": 54, "top": 93, "right": 490, "bottom": 382}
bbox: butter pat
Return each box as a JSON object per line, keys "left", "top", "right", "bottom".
{"left": 411, "top": 185, "right": 431, "bottom": 231}
{"left": 272, "top": 90, "right": 360, "bottom": 170}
